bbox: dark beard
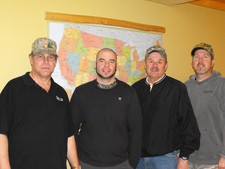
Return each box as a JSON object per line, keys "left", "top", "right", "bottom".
{"left": 96, "top": 69, "right": 116, "bottom": 80}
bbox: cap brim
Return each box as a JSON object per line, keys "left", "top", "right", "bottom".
{"left": 191, "top": 47, "right": 205, "bottom": 56}
{"left": 146, "top": 50, "right": 160, "bottom": 56}
{"left": 32, "top": 50, "right": 58, "bottom": 56}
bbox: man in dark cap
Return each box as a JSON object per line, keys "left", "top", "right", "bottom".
{"left": 185, "top": 42, "right": 225, "bottom": 169}
{"left": 132, "top": 45, "right": 200, "bottom": 169}
{"left": 0, "top": 37, "right": 79, "bottom": 169}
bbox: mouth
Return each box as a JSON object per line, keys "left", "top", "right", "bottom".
{"left": 41, "top": 67, "right": 51, "bottom": 70}
{"left": 102, "top": 68, "right": 111, "bottom": 74}
{"left": 150, "top": 68, "right": 159, "bottom": 72}
{"left": 197, "top": 63, "right": 205, "bottom": 67}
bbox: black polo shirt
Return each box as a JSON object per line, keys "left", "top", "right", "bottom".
{"left": 0, "top": 72, "right": 73, "bottom": 169}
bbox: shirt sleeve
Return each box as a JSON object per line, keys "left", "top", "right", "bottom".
{"left": 70, "top": 89, "right": 82, "bottom": 139}
{"left": 65, "top": 94, "right": 74, "bottom": 137}
{"left": 219, "top": 81, "right": 225, "bottom": 157}
{"left": 178, "top": 84, "right": 200, "bottom": 158}
{"left": 127, "top": 90, "right": 142, "bottom": 168}
{"left": 221, "top": 124, "right": 225, "bottom": 158}
{"left": 0, "top": 82, "right": 14, "bottom": 136}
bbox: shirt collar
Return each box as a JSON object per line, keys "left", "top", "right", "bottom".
{"left": 22, "top": 72, "right": 55, "bottom": 87}
{"left": 145, "top": 74, "right": 166, "bottom": 86}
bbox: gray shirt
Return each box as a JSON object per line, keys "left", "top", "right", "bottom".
{"left": 185, "top": 71, "right": 225, "bottom": 165}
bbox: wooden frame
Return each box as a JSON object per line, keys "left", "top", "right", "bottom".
{"left": 45, "top": 12, "right": 165, "bottom": 33}
{"left": 191, "top": 0, "right": 225, "bottom": 12}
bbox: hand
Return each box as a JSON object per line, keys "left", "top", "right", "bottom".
{"left": 218, "top": 157, "right": 225, "bottom": 169}
{"left": 177, "top": 158, "right": 188, "bottom": 169}
{"left": 71, "top": 166, "right": 81, "bottom": 169}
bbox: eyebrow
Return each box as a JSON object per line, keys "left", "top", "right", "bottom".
{"left": 98, "top": 58, "right": 116, "bottom": 61}
{"left": 147, "top": 58, "right": 164, "bottom": 61}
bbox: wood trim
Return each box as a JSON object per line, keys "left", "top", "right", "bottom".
{"left": 45, "top": 12, "right": 165, "bottom": 33}
{"left": 191, "top": 0, "right": 225, "bottom": 11}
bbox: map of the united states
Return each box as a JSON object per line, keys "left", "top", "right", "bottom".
{"left": 49, "top": 22, "right": 162, "bottom": 98}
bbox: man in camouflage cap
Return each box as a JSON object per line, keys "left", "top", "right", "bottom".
{"left": 185, "top": 42, "right": 225, "bottom": 169}
{"left": 0, "top": 37, "right": 80, "bottom": 169}
{"left": 191, "top": 42, "right": 214, "bottom": 59}
{"left": 30, "top": 37, "right": 58, "bottom": 56}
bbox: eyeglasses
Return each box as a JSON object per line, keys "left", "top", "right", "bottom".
{"left": 33, "top": 54, "right": 56, "bottom": 62}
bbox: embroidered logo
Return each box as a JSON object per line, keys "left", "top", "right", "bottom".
{"left": 56, "top": 96, "right": 63, "bottom": 101}
{"left": 203, "top": 90, "right": 213, "bottom": 94}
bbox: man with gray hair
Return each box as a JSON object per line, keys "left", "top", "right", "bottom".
{"left": 132, "top": 45, "right": 200, "bottom": 169}
{"left": 185, "top": 42, "right": 225, "bottom": 169}
{"left": 0, "top": 37, "right": 79, "bottom": 169}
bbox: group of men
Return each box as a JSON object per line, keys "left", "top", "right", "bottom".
{"left": 0, "top": 37, "right": 224, "bottom": 169}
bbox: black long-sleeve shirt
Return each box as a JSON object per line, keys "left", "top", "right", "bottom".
{"left": 70, "top": 79, "right": 142, "bottom": 168}
{"left": 132, "top": 76, "right": 200, "bottom": 158}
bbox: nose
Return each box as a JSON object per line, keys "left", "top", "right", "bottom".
{"left": 197, "top": 57, "right": 204, "bottom": 63}
{"left": 152, "top": 62, "right": 158, "bottom": 67}
{"left": 43, "top": 56, "right": 50, "bottom": 63}
{"left": 105, "top": 62, "right": 109, "bottom": 67}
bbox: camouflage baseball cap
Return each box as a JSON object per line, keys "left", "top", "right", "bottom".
{"left": 145, "top": 45, "right": 167, "bottom": 61}
{"left": 191, "top": 42, "right": 214, "bottom": 59}
{"left": 31, "top": 37, "right": 57, "bottom": 56}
